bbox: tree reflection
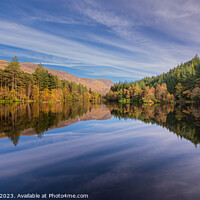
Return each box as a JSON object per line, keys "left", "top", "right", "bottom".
{"left": 0, "top": 103, "right": 200, "bottom": 146}
{"left": 107, "top": 103, "right": 200, "bottom": 146}
{"left": 0, "top": 102, "right": 91, "bottom": 145}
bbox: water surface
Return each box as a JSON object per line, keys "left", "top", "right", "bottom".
{"left": 0, "top": 103, "right": 200, "bottom": 200}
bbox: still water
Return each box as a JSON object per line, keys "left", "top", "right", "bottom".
{"left": 0, "top": 102, "right": 200, "bottom": 200}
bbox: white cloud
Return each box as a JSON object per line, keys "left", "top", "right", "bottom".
{"left": 0, "top": 21, "right": 160, "bottom": 78}
{"left": 0, "top": 0, "right": 199, "bottom": 80}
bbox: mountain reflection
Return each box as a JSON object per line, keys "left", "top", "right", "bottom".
{"left": 0, "top": 103, "right": 111, "bottom": 146}
{"left": 0, "top": 103, "right": 200, "bottom": 146}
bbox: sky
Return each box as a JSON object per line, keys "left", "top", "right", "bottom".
{"left": 0, "top": 0, "right": 199, "bottom": 82}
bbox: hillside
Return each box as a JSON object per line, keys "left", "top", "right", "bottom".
{"left": 0, "top": 59, "right": 113, "bottom": 94}
{"left": 108, "top": 55, "right": 200, "bottom": 102}
{"left": 134, "top": 55, "right": 200, "bottom": 94}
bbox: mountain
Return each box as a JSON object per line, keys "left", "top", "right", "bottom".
{"left": 0, "top": 59, "right": 113, "bottom": 94}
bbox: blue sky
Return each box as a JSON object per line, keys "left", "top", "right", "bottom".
{"left": 0, "top": 0, "right": 199, "bottom": 82}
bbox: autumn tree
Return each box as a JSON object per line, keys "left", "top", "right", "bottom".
{"left": 191, "top": 87, "right": 200, "bottom": 102}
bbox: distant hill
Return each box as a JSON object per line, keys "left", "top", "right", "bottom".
{"left": 0, "top": 59, "right": 113, "bottom": 94}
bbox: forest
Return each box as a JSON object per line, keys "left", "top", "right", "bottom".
{"left": 1, "top": 55, "right": 200, "bottom": 104}
{"left": 108, "top": 55, "right": 200, "bottom": 103}
{"left": 0, "top": 57, "right": 100, "bottom": 102}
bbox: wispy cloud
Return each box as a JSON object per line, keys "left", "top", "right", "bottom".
{"left": 0, "top": 0, "right": 199, "bottom": 81}
{"left": 0, "top": 21, "right": 160, "bottom": 79}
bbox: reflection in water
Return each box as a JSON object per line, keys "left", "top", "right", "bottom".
{"left": 108, "top": 103, "right": 200, "bottom": 146}
{"left": 1, "top": 103, "right": 200, "bottom": 200}
{"left": 0, "top": 103, "right": 111, "bottom": 145}
{"left": 0, "top": 103, "right": 200, "bottom": 146}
